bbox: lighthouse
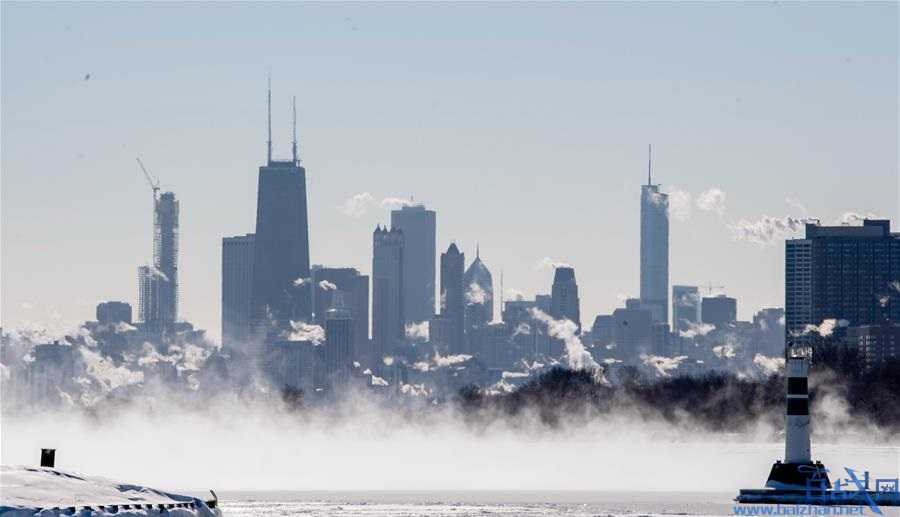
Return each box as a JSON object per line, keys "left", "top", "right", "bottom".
{"left": 783, "top": 345, "right": 811, "bottom": 465}
{"left": 764, "top": 344, "right": 831, "bottom": 490}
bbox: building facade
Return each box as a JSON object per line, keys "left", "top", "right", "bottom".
{"left": 311, "top": 266, "right": 369, "bottom": 361}
{"left": 138, "top": 190, "right": 179, "bottom": 333}
{"left": 251, "top": 156, "right": 312, "bottom": 338}
{"left": 440, "top": 243, "right": 466, "bottom": 353}
{"left": 463, "top": 248, "right": 494, "bottom": 336}
{"left": 372, "top": 225, "right": 404, "bottom": 364}
{"left": 702, "top": 295, "right": 737, "bottom": 329}
{"left": 222, "top": 234, "right": 255, "bottom": 350}
{"left": 672, "top": 285, "right": 700, "bottom": 334}
{"left": 786, "top": 219, "right": 900, "bottom": 344}
{"left": 640, "top": 151, "right": 669, "bottom": 324}
{"left": 391, "top": 204, "right": 436, "bottom": 326}
{"left": 96, "top": 301, "right": 132, "bottom": 325}
{"left": 550, "top": 266, "right": 581, "bottom": 332}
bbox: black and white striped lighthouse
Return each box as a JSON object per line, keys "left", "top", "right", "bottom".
{"left": 764, "top": 344, "right": 830, "bottom": 490}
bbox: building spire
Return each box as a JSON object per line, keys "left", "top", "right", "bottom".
{"left": 267, "top": 75, "right": 273, "bottom": 165}
{"left": 476, "top": 242, "right": 480, "bottom": 259}
{"left": 292, "top": 95, "right": 298, "bottom": 164}
{"left": 647, "top": 143, "right": 652, "bottom": 185}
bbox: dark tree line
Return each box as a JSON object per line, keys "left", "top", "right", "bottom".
{"left": 455, "top": 347, "right": 900, "bottom": 434}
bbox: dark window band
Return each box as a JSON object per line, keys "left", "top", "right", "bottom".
{"left": 788, "top": 377, "right": 808, "bottom": 395}
{"left": 787, "top": 398, "right": 809, "bottom": 415}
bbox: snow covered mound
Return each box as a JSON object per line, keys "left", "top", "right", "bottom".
{"left": 0, "top": 465, "right": 221, "bottom": 516}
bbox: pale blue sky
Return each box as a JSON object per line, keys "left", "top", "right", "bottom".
{"left": 2, "top": 2, "right": 897, "bottom": 341}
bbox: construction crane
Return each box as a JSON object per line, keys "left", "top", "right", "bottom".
{"left": 703, "top": 282, "right": 725, "bottom": 296}
{"left": 136, "top": 157, "right": 160, "bottom": 200}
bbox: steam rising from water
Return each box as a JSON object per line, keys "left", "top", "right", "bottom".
{"left": 2, "top": 394, "right": 897, "bottom": 494}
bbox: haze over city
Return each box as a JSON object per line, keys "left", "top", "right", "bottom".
{"left": 3, "top": 2, "right": 897, "bottom": 341}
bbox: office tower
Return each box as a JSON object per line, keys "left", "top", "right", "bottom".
{"left": 26, "top": 341, "right": 75, "bottom": 403}
{"left": 391, "top": 203, "right": 436, "bottom": 326}
{"left": 651, "top": 322, "right": 671, "bottom": 356}
{"left": 612, "top": 303, "right": 652, "bottom": 361}
{"left": 550, "top": 266, "right": 581, "bottom": 332}
{"left": 429, "top": 314, "right": 450, "bottom": 354}
{"left": 535, "top": 294, "right": 552, "bottom": 313}
{"left": 325, "top": 292, "right": 353, "bottom": 385}
{"left": 640, "top": 146, "right": 669, "bottom": 324}
{"left": 845, "top": 324, "right": 899, "bottom": 370}
{"left": 251, "top": 85, "right": 311, "bottom": 339}
{"left": 311, "top": 266, "right": 369, "bottom": 361}
{"left": 753, "top": 307, "right": 785, "bottom": 357}
{"left": 463, "top": 246, "right": 494, "bottom": 334}
{"left": 503, "top": 298, "right": 552, "bottom": 358}
{"left": 96, "top": 301, "right": 132, "bottom": 325}
{"left": 222, "top": 234, "right": 255, "bottom": 349}
{"left": 590, "top": 314, "right": 615, "bottom": 348}
{"left": 440, "top": 243, "right": 466, "bottom": 353}
{"left": 786, "top": 219, "right": 900, "bottom": 345}
{"left": 702, "top": 295, "right": 737, "bottom": 329}
{"left": 473, "top": 322, "right": 512, "bottom": 369}
{"left": 672, "top": 285, "right": 700, "bottom": 334}
{"left": 372, "top": 225, "right": 404, "bottom": 363}
{"left": 138, "top": 190, "right": 179, "bottom": 333}
{"left": 265, "top": 340, "right": 320, "bottom": 393}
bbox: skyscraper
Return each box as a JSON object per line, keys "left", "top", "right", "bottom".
{"left": 440, "top": 243, "right": 466, "bottom": 353}
{"left": 138, "top": 189, "right": 179, "bottom": 333}
{"left": 702, "top": 295, "right": 737, "bottom": 329}
{"left": 325, "top": 291, "right": 353, "bottom": 386}
{"left": 786, "top": 219, "right": 900, "bottom": 345}
{"left": 311, "top": 266, "right": 369, "bottom": 362}
{"left": 672, "top": 285, "right": 701, "bottom": 333}
{"left": 463, "top": 246, "right": 494, "bottom": 335}
{"left": 251, "top": 85, "right": 311, "bottom": 339}
{"left": 550, "top": 266, "right": 581, "bottom": 332}
{"left": 96, "top": 301, "right": 132, "bottom": 325}
{"left": 640, "top": 145, "right": 669, "bottom": 324}
{"left": 372, "top": 225, "right": 404, "bottom": 363}
{"left": 391, "top": 203, "right": 436, "bottom": 326}
{"left": 222, "top": 234, "right": 255, "bottom": 350}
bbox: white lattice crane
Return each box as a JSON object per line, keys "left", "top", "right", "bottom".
{"left": 136, "top": 157, "right": 160, "bottom": 200}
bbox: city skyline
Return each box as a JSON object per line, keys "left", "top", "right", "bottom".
{"left": 2, "top": 2, "right": 897, "bottom": 341}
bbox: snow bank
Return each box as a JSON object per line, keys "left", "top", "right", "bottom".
{"left": 0, "top": 465, "right": 220, "bottom": 516}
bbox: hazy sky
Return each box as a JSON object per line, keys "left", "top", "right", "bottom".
{"left": 2, "top": 2, "right": 897, "bottom": 341}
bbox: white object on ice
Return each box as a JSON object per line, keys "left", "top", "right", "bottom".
{"left": 0, "top": 465, "right": 221, "bottom": 516}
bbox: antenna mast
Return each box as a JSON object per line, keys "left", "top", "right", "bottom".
{"left": 292, "top": 95, "right": 298, "bottom": 164}
{"left": 647, "top": 144, "right": 652, "bottom": 185}
{"left": 267, "top": 75, "right": 272, "bottom": 164}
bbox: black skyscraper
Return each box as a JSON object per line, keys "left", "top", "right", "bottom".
{"left": 251, "top": 85, "right": 311, "bottom": 340}
{"left": 441, "top": 243, "right": 466, "bottom": 353}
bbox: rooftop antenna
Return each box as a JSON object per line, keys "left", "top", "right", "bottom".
{"left": 291, "top": 95, "right": 298, "bottom": 164}
{"left": 647, "top": 144, "right": 652, "bottom": 185}
{"left": 267, "top": 75, "right": 272, "bottom": 165}
{"left": 476, "top": 243, "right": 480, "bottom": 259}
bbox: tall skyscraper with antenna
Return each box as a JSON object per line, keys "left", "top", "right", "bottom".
{"left": 640, "top": 145, "right": 669, "bottom": 324}
{"left": 250, "top": 79, "right": 312, "bottom": 343}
